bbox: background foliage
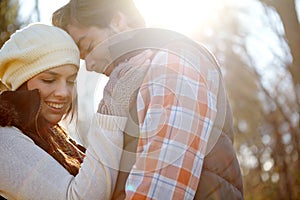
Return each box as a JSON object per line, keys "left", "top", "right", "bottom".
{"left": 0, "top": 0, "right": 20, "bottom": 47}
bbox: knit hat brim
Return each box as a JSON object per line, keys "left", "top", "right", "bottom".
{"left": 0, "top": 23, "right": 80, "bottom": 91}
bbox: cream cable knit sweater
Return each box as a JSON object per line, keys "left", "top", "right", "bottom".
{"left": 0, "top": 113, "right": 126, "bottom": 200}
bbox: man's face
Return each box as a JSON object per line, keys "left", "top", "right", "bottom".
{"left": 66, "top": 24, "right": 111, "bottom": 60}
{"left": 66, "top": 24, "right": 115, "bottom": 74}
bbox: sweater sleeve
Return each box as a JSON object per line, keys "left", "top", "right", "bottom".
{"left": 0, "top": 113, "right": 126, "bottom": 200}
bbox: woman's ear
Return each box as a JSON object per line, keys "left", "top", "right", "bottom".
{"left": 110, "top": 11, "right": 130, "bottom": 32}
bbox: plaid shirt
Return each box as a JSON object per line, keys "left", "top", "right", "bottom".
{"left": 125, "top": 47, "right": 220, "bottom": 199}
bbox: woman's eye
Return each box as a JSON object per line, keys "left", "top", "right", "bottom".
{"left": 42, "top": 79, "right": 54, "bottom": 83}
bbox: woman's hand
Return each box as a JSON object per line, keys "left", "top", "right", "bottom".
{"left": 97, "top": 49, "right": 153, "bottom": 117}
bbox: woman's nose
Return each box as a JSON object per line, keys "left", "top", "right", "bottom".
{"left": 54, "top": 82, "right": 70, "bottom": 97}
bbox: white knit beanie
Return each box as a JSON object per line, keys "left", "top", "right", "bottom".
{"left": 0, "top": 23, "right": 80, "bottom": 91}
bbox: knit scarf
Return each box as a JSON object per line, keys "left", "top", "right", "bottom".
{"left": 0, "top": 89, "right": 85, "bottom": 175}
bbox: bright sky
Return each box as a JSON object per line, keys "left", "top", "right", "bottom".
{"left": 20, "top": 0, "right": 300, "bottom": 34}
{"left": 19, "top": 0, "right": 224, "bottom": 36}
{"left": 134, "top": 0, "right": 220, "bottom": 35}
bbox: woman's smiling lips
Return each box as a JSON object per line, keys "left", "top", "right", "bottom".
{"left": 45, "top": 101, "right": 68, "bottom": 113}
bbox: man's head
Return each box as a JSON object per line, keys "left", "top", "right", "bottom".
{"left": 52, "top": 0, "right": 145, "bottom": 59}
{"left": 53, "top": 0, "right": 145, "bottom": 30}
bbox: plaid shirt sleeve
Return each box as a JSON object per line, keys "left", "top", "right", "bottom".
{"left": 125, "top": 49, "right": 219, "bottom": 199}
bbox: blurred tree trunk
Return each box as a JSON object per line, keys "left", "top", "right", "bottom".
{"left": 0, "top": 0, "right": 20, "bottom": 47}
{"left": 257, "top": 1, "right": 300, "bottom": 199}
{"left": 262, "top": 0, "right": 300, "bottom": 199}
{"left": 35, "top": 0, "right": 40, "bottom": 21}
{"left": 0, "top": 0, "right": 40, "bottom": 48}
{"left": 262, "top": 0, "right": 300, "bottom": 88}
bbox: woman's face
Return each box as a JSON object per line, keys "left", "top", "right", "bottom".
{"left": 27, "top": 65, "right": 78, "bottom": 124}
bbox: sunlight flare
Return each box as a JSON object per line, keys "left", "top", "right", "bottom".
{"left": 134, "top": 0, "right": 215, "bottom": 35}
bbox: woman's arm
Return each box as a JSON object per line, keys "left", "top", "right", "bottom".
{"left": 0, "top": 113, "right": 126, "bottom": 200}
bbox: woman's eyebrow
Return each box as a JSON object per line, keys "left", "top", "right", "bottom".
{"left": 43, "top": 71, "right": 77, "bottom": 77}
{"left": 43, "top": 71, "right": 59, "bottom": 76}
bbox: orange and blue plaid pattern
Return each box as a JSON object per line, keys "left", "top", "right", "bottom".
{"left": 125, "top": 48, "right": 219, "bottom": 199}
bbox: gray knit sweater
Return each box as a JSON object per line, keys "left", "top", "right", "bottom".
{"left": 0, "top": 113, "right": 126, "bottom": 200}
